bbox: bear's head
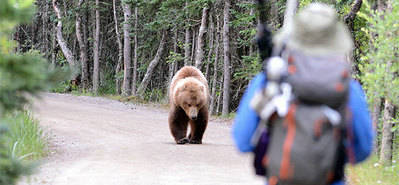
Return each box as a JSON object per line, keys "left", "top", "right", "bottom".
{"left": 174, "top": 78, "right": 207, "bottom": 120}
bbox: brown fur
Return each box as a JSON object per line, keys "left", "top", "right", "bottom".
{"left": 168, "top": 66, "right": 209, "bottom": 144}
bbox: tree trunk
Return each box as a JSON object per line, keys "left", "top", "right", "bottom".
{"left": 372, "top": 98, "right": 381, "bottom": 131}
{"left": 122, "top": 2, "right": 132, "bottom": 96}
{"left": 83, "top": 8, "right": 89, "bottom": 72}
{"left": 372, "top": 97, "right": 381, "bottom": 154}
{"left": 113, "top": 0, "right": 123, "bottom": 95}
{"left": 76, "top": 0, "right": 89, "bottom": 90}
{"left": 190, "top": 28, "right": 196, "bottom": 65}
{"left": 271, "top": 0, "right": 282, "bottom": 28}
{"left": 132, "top": 6, "right": 139, "bottom": 96}
{"left": 378, "top": 0, "right": 386, "bottom": 11}
{"left": 194, "top": 7, "right": 209, "bottom": 69}
{"left": 62, "top": 0, "right": 67, "bottom": 16}
{"left": 137, "top": 32, "right": 167, "bottom": 97}
{"left": 205, "top": 12, "right": 214, "bottom": 81}
{"left": 249, "top": 5, "right": 255, "bottom": 54}
{"left": 93, "top": 0, "right": 100, "bottom": 93}
{"left": 169, "top": 29, "right": 178, "bottom": 82}
{"left": 51, "top": 29, "right": 56, "bottom": 66}
{"left": 380, "top": 99, "right": 394, "bottom": 165}
{"left": 380, "top": 43, "right": 395, "bottom": 164}
{"left": 184, "top": 1, "right": 191, "bottom": 66}
{"left": 31, "top": 11, "right": 38, "bottom": 50}
{"left": 216, "top": 71, "right": 224, "bottom": 114}
{"left": 184, "top": 29, "right": 191, "bottom": 66}
{"left": 344, "top": 0, "right": 363, "bottom": 66}
{"left": 52, "top": 0, "right": 78, "bottom": 79}
{"left": 209, "top": 15, "right": 220, "bottom": 115}
{"left": 344, "top": 0, "right": 363, "bottom": 32}
{"left": 282, "top": 0, "right": 299, "bottom": 33}
{"left": 222, "top": 0, "right": 231, "bottom": 116}
{"left": 14, "top": 26, "right": 20, "bottom": 52}
{"left": 42, "top": 0, "right": 50, "bottom": 56}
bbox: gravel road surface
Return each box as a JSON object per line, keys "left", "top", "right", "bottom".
{"left": 20, "top": 93, "right": 264, "bottom": 185}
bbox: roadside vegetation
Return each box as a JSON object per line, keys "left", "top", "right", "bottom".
{"left": 3, "top": 112, "right": 48, "bottom": 161}
{"left": 348, "top": 155, "right": 399, "bottom": 185}
{"left": 0, "top": 0, "right": 61, "bottom": 184}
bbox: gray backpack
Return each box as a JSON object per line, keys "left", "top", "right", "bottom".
{"left": 252, "top": 49, "right": 351, "bottom": 185}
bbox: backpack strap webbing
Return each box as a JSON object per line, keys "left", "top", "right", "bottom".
{"left": 279, "top": 103, "right": 296, "bottom": 180}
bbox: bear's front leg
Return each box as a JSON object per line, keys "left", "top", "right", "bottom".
{"left": 169, "top": 107, "right": 190, "bottom": 144}
{"left": 189, "top": 107, "right": 208, "bottom": 144}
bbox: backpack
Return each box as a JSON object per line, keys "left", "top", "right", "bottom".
{"left": 251, "top": 49, "right": 351, "bottom": 185}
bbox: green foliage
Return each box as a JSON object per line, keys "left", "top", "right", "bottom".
{"left": 3, "top": 111, "right": 47, "bottom": 160}
{"left": 0, "top": 52, "right": 64, "bottom": 113}
{"left": 214, "top": 112, "right": 236, "bottom": 119}
{"left": 0, "top": 127, "right": 33, "bottom": 185}
{"left": 392, "top": 112, "right": 399, "bottom": 133}
{"left": 231, "top": 1, "right": 256, "bottom": 49}
{"left": 0, "top": 0, "right": 35, "bottom": 28}
{"left": 358, "top": 0, "right": 399, "bottom": 107}
{"left": 142, "top": 0, "right": 215, "bottom": 31}
{"left": 351, "top": 5, "right": 371, "bottom": 70}
{"left": 0, "top": 0, "right": 64, "bottom": 184}
{"left": 299, "top": 0, "right": 313, "bottom": 9}
{"left": 143, "top": 0, "right": 185, "bottom": 31}
{"left": 71, "top": 90, "right": 96, "bottom": 97}
{"left": 166, "top": 51, "right": 184, "bottom": 65}
{"left": 98, "top": 69, "right": 117, "bottom": 95}
{"left": 143, "top": 88, "right": 165, "bottom": 103}
{"left": 51, "top": 80, "right": 76, "bottom": 93}
{"left": 230, "top": 1, "right": 261, "bottom": 86}
{"left": 347, "top": 155, "right": 399, "bottom": 185}
{"left": 394, "top": 112, "right": 399, "bottom": 156}
{"left": 233, "top": 54, "right": 262, "bottom": 83}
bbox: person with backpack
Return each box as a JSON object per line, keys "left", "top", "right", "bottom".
{"left": 232, "top": 3, "right": 374, "bottom": 185}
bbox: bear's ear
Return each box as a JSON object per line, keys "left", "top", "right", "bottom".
{"left": 174, "top": 89, "right": 179, "bottom": 99}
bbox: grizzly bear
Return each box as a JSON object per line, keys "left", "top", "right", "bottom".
{"left": 168, "top": 66, "right": 209, "bottom": 144}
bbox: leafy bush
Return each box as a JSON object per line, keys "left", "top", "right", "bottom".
{"left": 143, "top": 88, "right": 166, "bottom": 103}
{"left": 51, "top": 80, "right": 76, "bottom": 93}
{"left": 358, "top": 0, "right": 399, "bottom": 107}
{"left": 233, "top": 54, "right": 261, "bottom": 83}
{"left": 98, "top": 69, "right": 117, "bottom": 95}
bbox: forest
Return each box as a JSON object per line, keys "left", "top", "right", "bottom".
{"left": 1, "top": 0, "right": 399, "bottom": 184}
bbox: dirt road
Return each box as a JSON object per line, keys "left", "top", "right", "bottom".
{"left": 22, "top": 93, "right": 264, "bottom": 185}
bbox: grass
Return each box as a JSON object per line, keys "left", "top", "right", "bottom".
{"left": 70, "top": 90, "right": 96, "bottom": 97}
{"left": 347, "top": 155, "right": 399, "bottom": 185}
{"left": 2, "top": 111, "right": 47, "bottom": 160}
{"left": 68, "top": 89, "right": 170, "bottom": 107}
{"left": 214, "top": 112, "right": 236, "bottom": 119}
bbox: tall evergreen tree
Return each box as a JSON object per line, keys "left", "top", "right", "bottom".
{"left": 0, "top": 0, "right": 62, "bottom": 184}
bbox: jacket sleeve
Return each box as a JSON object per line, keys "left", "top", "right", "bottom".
{"left": 232, "top": 73, "right": 267, "bottom": 153}
{"left": 347, "top": 80, "right": 375, "bottom": 163}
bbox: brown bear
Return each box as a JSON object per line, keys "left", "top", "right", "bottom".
{"left": 168, "top": 66, "right": 209, "bottom": 144}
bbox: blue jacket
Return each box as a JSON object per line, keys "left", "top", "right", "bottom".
{"left": 232, "top": 73, "right": 374, "bottom": 185}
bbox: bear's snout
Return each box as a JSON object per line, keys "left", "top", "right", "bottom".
{"left": 189, "top": 108, "right": 199, "bottom": 120}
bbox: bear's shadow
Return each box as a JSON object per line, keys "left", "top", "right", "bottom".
{"left": 162, "top": 141, "right": 231, "bottom": 147}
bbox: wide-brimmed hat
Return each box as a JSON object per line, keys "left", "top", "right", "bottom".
{"left": 274, "top": 3, "right": 353, "bottom": 55}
